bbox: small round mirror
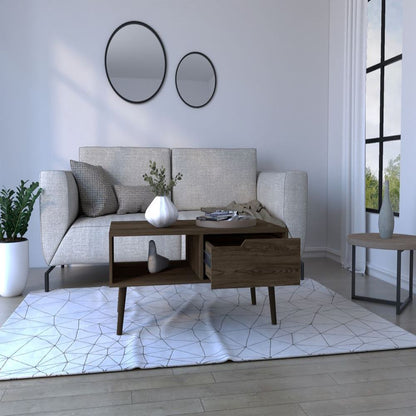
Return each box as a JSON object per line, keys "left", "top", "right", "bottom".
{"left": 175, "top": 52, "right": 217, "bottom": 108}
{"left": 105, "top": 21, "right": 166, "bottom": 103}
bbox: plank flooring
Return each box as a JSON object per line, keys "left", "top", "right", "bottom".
{"left": 0, "top": 258, "right": 416, "bottom": 416}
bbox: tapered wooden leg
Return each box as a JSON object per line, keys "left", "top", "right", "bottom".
{"left": 117, "top": 287, "right": 127, "bottom": 336}
{"left": 268, "top": 286, "right": 277, "bottom": 325}
{"left": 250, "top": 287, "right": 256, "bottom": 305}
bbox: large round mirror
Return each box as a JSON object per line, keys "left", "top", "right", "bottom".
{"left": 105, "top": 21, "right": 166, "bottom": 103}
{"left": 175, "top": 52, "right": 217, "bottom": 108}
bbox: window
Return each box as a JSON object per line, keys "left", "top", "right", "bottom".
{"left": 365, "top": 0, "right": 402, "bottom": 214}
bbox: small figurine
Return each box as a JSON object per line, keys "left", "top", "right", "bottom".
{"left": 147, "top": 240, "right": 170, "bottom": 273}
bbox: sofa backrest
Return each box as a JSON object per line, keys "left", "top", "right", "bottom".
{"left": 172, "top": 148, "right": 257, "bottom": 210}
{"left": 79, "top": 147, "right": 171, "bottom": 186}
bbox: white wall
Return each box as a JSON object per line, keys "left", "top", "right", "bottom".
{"left": 0, "top": 0, "right": 330, "bottom": 267}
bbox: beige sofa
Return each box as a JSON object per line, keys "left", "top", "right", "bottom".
{"left": 40, "top": 147, "right": 308, "bottom": 290}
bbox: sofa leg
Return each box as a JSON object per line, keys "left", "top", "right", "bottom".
{"left": 301, "top": 260, "right": 304, "bottom": 281}
{"left": 44, "top": 266, "right": 55, "bottom": 292}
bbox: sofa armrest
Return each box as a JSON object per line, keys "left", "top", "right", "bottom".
{"left": 257, "top": 171, "right": 308, "bottom": 255}
{"left": 39, "top": 170, "right": 79, "bottom": 265}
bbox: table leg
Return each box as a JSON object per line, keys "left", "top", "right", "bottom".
{"left": 117, "top": 287, "right": 127, "bottom": 336}
{"left": 396, "top": 250, "right": 402, "bottom": 314}
{"left": 410, "top": 250, "right": 414, "bottom": 298}
{"left": 250, "top": 287, "right": 256, "bottom": 305}
{"left": 351, "top": 245, "right": 356, "bottom": 297}
{"left": 268, "top": 286, "right": 277, "bottom": 325}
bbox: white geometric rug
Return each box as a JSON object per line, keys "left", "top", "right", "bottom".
{"left": 0, "top": 279, "right": 415, "bottom": 380}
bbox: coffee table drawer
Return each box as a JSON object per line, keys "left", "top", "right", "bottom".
{"left": 204, "top": 238, "right": 301, "bottom": 289}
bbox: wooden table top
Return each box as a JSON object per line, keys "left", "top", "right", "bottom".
{"left": 347, "top": 233, "right": 416, "bottom": 250}
{"left": 109, "top": 219, "right": 286, "bottom": 238}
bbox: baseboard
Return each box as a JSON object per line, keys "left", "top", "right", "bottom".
{"left": 325, "top": 247, "right": 341, "bottom": 263}
{"left": 365, "top": 263, "right": 408, "bottom": 287}
{"left": 303, "top": 247, "right": 328, "bottom": 258}
{"left": 303, "top": 246, "right": 341, "bottom": 263}
{"left": 304, "top": 246, "right": 415, "bottom": 291}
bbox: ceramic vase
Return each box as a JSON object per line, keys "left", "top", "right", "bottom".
{"left": 145, "top": 196, "right": 178, "bottom": 228}
{"left": 378, "top": 180, "right": 394, "bottom": 239}
{"left": 0, "top": 239, "right": 29, "bottom": 297}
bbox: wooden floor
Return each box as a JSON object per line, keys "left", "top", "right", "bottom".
{"left": 1, "top": 258, "right": 416, "bottom": 416}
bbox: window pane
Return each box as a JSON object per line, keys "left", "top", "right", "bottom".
{"left": 366, "top": 70, "right": 380, "bottom": 139}
{"left": 383, "top": 140, "right": 400, "bottom": 213}
{"left": 385, "top": 0, "right": 403, "bottom": 60}
{"left": 366, "top": 143, "right": 379, "bottom": 210}
{"left": 384, "top": 60, "right": 402, "bottom": 137}
{"left": 367, "top": 0, "right": 381, "bottom": 67}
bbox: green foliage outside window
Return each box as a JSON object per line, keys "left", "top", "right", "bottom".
{"left": 365, "top": 155, "right": 400, "bottom": 213}
{"left": 365, "top": 167, "right": 378, "bottom": 210}
{"left": 384, "top": 155, "right": 400, "bottom": 212}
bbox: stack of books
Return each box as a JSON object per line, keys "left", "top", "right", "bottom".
{"left": 196, "top": 210, "right": 237, "bottom": 222}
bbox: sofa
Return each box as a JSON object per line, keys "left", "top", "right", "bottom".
{"left": 40, "top": 147, "right": 308, "bottom": 290}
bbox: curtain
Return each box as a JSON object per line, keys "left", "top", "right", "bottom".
{"left": 340, "top": 0, "right": 367, "bottom": 272}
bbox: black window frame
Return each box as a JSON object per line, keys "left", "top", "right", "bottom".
{"left": 366, "top": 0, "right": 402, "bottom": 216}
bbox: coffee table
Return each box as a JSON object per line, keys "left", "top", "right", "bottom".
{"left": 109, "top": 220, "right": 301, "bottom": 335}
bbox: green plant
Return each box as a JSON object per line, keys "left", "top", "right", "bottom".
{"left": 143, "top": 161, "right": 183, "bottom": 196}
{"left": 0, "top": 180, "right": 42, "bottom": 242}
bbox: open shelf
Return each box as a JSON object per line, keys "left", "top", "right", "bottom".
{"left": 110, "top": 260, "right": 208, "bottom": 287}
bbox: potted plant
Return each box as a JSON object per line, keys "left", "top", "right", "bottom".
{"left": 0, "top": 180, "right": 42, "bottom": 297}
{"left": 143, "top": 161, "right": 183, "bottom": 227}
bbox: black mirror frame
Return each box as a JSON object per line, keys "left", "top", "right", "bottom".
{"left": 175, "top": 52, "right": 217, "bottom": 108}
{"left": 104, "top": 21, "right": 167, "bottom": 104}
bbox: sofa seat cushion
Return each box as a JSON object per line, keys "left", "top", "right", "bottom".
{"left": 171, "top": 148, "right": 257, "bottom": 210}
{"left": 51, "top": 213, "right": 182, "bottom": 265}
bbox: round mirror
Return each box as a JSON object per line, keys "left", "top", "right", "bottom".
{"left": 175, "top": 52, "right": 217, "bottom": 108}
{"left": 105, "top": 21, "right": 166, "bottom": 103}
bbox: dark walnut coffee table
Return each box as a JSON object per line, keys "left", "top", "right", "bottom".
{"left": 109, "top": 220, "right": 301, "bottom": 335}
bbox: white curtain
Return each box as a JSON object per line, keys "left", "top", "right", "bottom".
{"left": 340, "top": 0, "right": 367, "bottom": 272}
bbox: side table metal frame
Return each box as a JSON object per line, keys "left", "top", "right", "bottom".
{"left": 351, "top": 245, "right": 413, "bottom": 314}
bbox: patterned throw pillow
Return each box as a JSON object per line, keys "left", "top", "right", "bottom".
{"left": 70, "top": 160, "right": 118, "bottom": 217}
{"left": 114, "top": 185, "right": 155, "bottom": 214}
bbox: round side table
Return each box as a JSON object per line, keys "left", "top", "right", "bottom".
{"left": 347, "top": 233, "right": 416, "bottom": 314}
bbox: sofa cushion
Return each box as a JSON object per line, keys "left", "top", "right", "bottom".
{"left": 50, "top": 213, "right": 182, "bottom": 264}
{"left": 70, "top": 160, "right": 118, "bottom": 217}
{"left": 79, "top": 147, "right": 171, "bottom": 186}
{"left": 114, "top": 185, "right": 155, "bottom": 214}
{"left": 171, "top": 148, "right": 257, "bottom": 210}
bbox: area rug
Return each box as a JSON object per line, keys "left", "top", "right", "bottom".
{"left": 1, "top": 278, "right": 416, "bottom": 380}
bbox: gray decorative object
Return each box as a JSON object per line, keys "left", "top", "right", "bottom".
{"left": 378, "top": 180, "right": 394, "bottom": 239}
{"left": 147, "top": 239, "right": 169, "bottom": 273}
{"left": 70, "top": 160, "right": 118, "bottom": 217}
{"left": 114, "top": 185, "right": 154, "bottom": 214}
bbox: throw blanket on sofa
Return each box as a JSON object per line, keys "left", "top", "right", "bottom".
{"left": 202, "top": 200, "right": 290, "bottom": 236}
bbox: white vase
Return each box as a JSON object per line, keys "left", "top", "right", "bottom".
{"left": 0, "top": 239, "right": 29, "bottom": 297}
{"left": 378, "top": 180, "right": 394, "bottom": 239}
{"left": 145, "top": 196, "right": 178, "bottom": 227}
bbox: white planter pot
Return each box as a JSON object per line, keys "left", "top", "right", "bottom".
{"left": 145, "top": 196, "right": 178, "bottom": 228}
{"left": 0, "top": 239, "right": 29, "bottom": 297}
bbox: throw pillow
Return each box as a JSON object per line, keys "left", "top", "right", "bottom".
{"left": 114, "top": 185, "right": 155, "bottom": 214}
{"left": 70, "top": 160, "right": 118, "bottom": 217}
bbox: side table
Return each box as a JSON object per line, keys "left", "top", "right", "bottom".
{"left": 347, "top": 233, "right": 416, "bottom": 314}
